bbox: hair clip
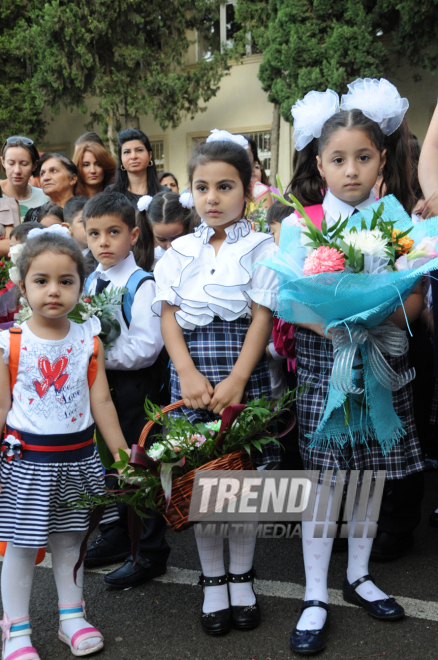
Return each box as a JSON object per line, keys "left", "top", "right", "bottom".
{"left": 179, "top": 191, "right": 195, "bottom": 209}
{"left": 206, "top": 129, "right": 249, "bottom": 150}
{"left": 291, "top": 89, "right": 340, "bottom": 151}
{"left": 340, "top": 78, "right": 409, "bottom": 136}
{"left": 137, "top": 195, "right": 153, "bottom": 212}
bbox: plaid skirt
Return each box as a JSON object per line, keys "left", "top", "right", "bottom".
{"left": 295, "top": 328, "right": 424, "bottom": 481}
{"left": 170, "top": 318, "right": 280, "bottom": 465}
{"left": 430, "top": 379, "right": 438, "bottom": 426}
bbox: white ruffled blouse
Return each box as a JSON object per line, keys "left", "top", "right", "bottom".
{"left": 152, "top": 219, "right": 278, "bottom": 330}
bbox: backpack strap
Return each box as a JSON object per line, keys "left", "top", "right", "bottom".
{"left": 122, "top": 269, "right": 155, "bottom": 328}
{"left": 296, "top": 204, "right": 325, "bottom": 230}
{"left": 8, "top": 327, "right": 22, "bottom": 394}
{"left": 87, "top": 336, "right": 99, "bottom": 389}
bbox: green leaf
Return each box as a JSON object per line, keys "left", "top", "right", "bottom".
{"left": 276, "top": 174, "right": 284, "bottom": 196}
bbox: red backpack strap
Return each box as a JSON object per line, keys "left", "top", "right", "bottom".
{"left": 296, "top": 204, "right": 325, "bottom": 230}
{"left": 8, "top": 327, "right": 22, "bottom": 394}
{"left": 87, "top": 335, "right": 99, "bottom": 389}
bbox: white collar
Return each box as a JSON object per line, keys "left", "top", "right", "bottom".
{"left": 194, "top": 219, "right": 252, "bottom": 245}
{"left": 93, "top": 252, "right": 138, "bottom": 287}
{"left": 323, "top": 188, "right": 377, "bottom": 220}
{"left": 82, "top": 247, "right": 90, "bottom": 257}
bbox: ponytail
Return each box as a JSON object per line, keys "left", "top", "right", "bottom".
{"left": 134, "top": 210, "right": 155, "bottom": 271}
{"left": 287, "top": 139, "right": 325, "bottom": 206}
{"left": 381, "top": 119, "right": 415, "bottom": 214}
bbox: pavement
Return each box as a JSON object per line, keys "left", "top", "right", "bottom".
{"left": 2, "top": 471, "right": 438, "bottom": 660}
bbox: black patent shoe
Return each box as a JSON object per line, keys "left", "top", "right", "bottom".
{"left": 84, "top": 535, "right": 131, "bottom": 568}
{"left": 104, "top": 555, "right": 166, "bottom": 588}
{"left": 198, "top": 574, "right": 231, "bottom": 635}
{"left": 228, "top": 567, "right": 261, "bottom": 630}
{"left": 430, "top": 510, "right": 438, "bottom": 527}
{"left": 342, "top": 574, "right": 405, "bottom": 620}
{"left": 290, "top": 600, "right": 330, "bottom": 655}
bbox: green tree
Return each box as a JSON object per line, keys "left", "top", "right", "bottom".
{"left": 234, "top": 0, "right": 438, "bottom": 179}
{"left": 0, "top": 0, "right": 45, "bottom": 146}
{"left": 28, "top": 0, "right": 229, "bottom": 152}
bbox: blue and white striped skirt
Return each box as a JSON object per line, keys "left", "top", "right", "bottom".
{"left": 0, "top": 425, "right": 118, "bottom": 547}
{"left": 170, "top": 318, "right": 280, "bottom": 465}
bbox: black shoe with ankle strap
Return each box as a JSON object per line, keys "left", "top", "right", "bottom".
{"left": 198, "top": 574, "right": 231, "bottom": 635}
{"left": 290, "top": 600, "right": 330, "bottom": 655}
{"left": 343, "top": 573, "right": 405, "bottom": 620}
{"left": 228, "top": 567, "right": 261, "bottom": 630}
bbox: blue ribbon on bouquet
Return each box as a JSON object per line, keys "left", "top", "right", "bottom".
{"left": 307, "top": 322, "right": 415, "bottom": 454}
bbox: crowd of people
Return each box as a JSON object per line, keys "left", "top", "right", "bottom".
{"left": 0, "top": 76, "right": 438, "bottom": 659}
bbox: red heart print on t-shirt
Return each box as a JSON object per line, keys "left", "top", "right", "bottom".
{"left": 34, "top": 355, "right": 69, "bottom": 398}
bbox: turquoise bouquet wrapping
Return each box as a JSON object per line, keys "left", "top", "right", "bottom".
{"left": 261, "top": 195, "right": 438, "bottom": 454}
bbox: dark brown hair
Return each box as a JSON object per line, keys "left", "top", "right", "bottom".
{"left": 288, "top": 109, "right": 415, "bottom": 213}
{"left": 188, "top": 140, "right": 252, "bottom": 197}
{"left": 17, "top": 233, "right": 85, "bottom": 290}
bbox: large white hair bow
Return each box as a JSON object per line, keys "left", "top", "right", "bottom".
{"left": 206, "top": 129, "right": 249, "bottom": 150}
{"left": 137, "top": 195, "right": 153, "bottom": 212}
{"left": 27, "top": 225, "right": 72, "bottom": 241}
{"left": 340, "top": 78, "right": 409, "bottom": 136}
{"left": 291, "top": 89, "right": 340, "bottom": 151}
{"left": 179, "top": 192, "right": 194, "bottom": 209}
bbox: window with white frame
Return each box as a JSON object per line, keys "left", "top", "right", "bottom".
{"left": 150, "top": 140, "right": 165, "bottom": 173}
{"left": 198, "top": 1, "right": 259, "bottom": 61}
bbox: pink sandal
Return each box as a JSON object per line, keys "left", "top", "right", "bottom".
{"left": 1, "top": 612, "right": 40, "bottom": 660}
{"left": 58, "top": 600, "right": 104, "bottom": 657}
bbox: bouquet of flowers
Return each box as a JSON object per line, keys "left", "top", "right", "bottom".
{"left": 16, "top": 288, "right": 125, "bottom": 353}
{"left": 263, "top": 182, "right": 438, "bottom": 454}
{"left": 246, "top": 199, "right": 269, "bottom": 233}
{"left": 0, "top": 258, "right": 17, "bottom": 328}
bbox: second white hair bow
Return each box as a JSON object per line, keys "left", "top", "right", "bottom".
{"left": 340, "top": 78, "right": 409, "bottom": 136}
{"left": 137, "top": 195, "right": 153, "bottom": 212}
{"left": 27, "top": 225, "right": 72, "bottom": 241}
{"left": 291, "top": 89, "right": 340, "bottom": 151}
{"left": 179, "top": 192, "right": 194, "bottom": 209}
{"left": 206, "top": 129, "right": 249, "bottom": 150}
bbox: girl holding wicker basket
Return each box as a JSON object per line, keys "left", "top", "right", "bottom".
{"left": 152, "top": 130, "right": 280, "bottom": 635}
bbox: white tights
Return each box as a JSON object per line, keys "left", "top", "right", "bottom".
{"left": 1, "top": 532, "right": 101, "bottom": 656}
{"left": 296, "top": 483, "right": 388, "bottom": 632}
{"left": 195, "top": 523, "right": 257, "bottom": 613}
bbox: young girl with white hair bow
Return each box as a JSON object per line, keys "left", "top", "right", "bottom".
{"left": 285, "top": 78, "right": 424, "bottom": 655}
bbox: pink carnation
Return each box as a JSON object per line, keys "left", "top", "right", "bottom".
{"left": 303, "top": 246, "right": 345, "bottom": 276}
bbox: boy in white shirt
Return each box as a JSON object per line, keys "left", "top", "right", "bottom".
{"left": 82, "top": 191, "right": 170, "bottom": 587}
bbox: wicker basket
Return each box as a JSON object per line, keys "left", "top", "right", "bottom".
{"left": 138, "top": 400, "right": 253, "bottom": 531}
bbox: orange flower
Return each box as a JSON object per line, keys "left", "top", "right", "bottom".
{"left": 392, "top": 229, "right": 414, "bottom": 254}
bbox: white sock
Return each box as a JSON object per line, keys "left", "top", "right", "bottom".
{"left": 49, "top": 532, "right": 102, "bottom": 651}
{"left": 195, "top": 526, "right": 229, "bottom": 613}
{"left": 228, "top": 523, "right": 257, "bottom": 607}
{"left": 296, "top": 485, "right": 334, "bottom": 632}
{"left": 1, "top": 544, "right": 37, "bottom": 657}
{"left": 347, "top": 490, "right": 388, "bottom": 602}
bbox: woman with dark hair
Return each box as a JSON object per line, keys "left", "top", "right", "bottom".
{"left": 73, "top": 141, "right": 116, "bottom": 197}
{"left": 1, "top": 136, "right": 49, "bottom": 220}
{"left": 158, "top": 171, "right": 179, "bottom": 193}
{"left": 23, "top": 153, "right": 78, "bottom": 222}
{"left": 108, "top": 128, "right": 166, "bottom": 207}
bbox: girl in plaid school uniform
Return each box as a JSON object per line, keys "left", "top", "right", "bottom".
{"left": 285, "top": 81, "right": 425, "bottom": 655}
{"left": 152, "top": 131, "right": 279, "bottom": 636}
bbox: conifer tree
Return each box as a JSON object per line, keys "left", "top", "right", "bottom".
{"left": 0, "top": 0, "right": 45, "bottom": 145}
